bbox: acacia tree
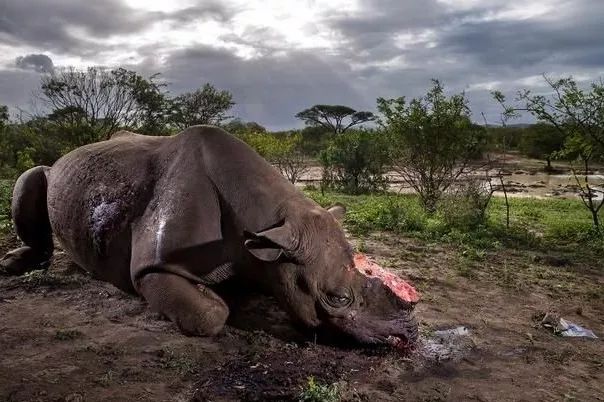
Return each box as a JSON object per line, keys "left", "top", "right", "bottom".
{"left": 171, "top": 83, "right": 234, "bottom": 129}
{"left": 378, "top": 80, "right": 486, "bottom": 213}
{"left": 493, "top": 75, "right": 604, "bottom": 230}
{"left": 39, "top": 67, "right": 169, "bottom": 141}
{"left": 295, "top": 105, "right": 375, "bottom": 135}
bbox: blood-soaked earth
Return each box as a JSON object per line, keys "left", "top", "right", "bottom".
{"left": 1, "top": 232, "right": 603, "bottom": 402}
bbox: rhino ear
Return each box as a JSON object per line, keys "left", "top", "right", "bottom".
{"left": 244, "top": 222, "right": 296, "bottom": 262}
{"left": 327, "top": 203, "right": 346, "bottom": 222}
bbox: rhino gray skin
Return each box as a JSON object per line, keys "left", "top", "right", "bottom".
{"left": 0, "top": 126, "right": 418, "bottom": 347}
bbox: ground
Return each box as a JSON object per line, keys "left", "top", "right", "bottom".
{"left": 1, "top": 230, "right": 602, "bottom": 402}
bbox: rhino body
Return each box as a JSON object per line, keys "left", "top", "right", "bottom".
{"left": 1, "top": 126, "right": 418, "bottom": 347}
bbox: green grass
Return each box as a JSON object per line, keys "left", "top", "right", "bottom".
{"left": 1, "top": 178, "right": 602, "bottom": 255}
{"left": 305, "top": 190, "right": 604, "bottom": 254}
{"left": 298, "top": 376, "right": 340, "bottom": 402}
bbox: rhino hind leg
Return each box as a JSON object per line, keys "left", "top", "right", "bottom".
{"left": 1, "top": 166, "right": 54, "bottom": 275}
{"left": 136, "top": 271, "right": 229, "bottom": 336}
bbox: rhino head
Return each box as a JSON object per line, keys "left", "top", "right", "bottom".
{"left": 244, "top": 203, "right": 419, "bottom": 349}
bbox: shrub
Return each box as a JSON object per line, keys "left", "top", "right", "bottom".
{"left": 378, "top": 80, "right": 487, "bottom": 212}
{"left": 238, "top": 130, "right": 309, "bottom": 184}
{"left": 438, "top": 178, "right": 493, "bottom": 231}
{"left": 319, "top": 129, "right": 389, "bottom": 194}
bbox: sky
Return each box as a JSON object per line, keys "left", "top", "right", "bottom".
{"left": 1, "top": 0, "right": 603, "bottom": 130}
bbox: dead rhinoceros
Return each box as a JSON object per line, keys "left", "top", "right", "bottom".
{"left": 1, "top": 126, "right": 418, "bottom": 348}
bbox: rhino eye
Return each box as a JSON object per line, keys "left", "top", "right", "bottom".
{"left": 326, "top": 292, "right": 352, "bottom": 308}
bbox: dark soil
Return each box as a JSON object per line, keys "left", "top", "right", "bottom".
{"left": 1, "top": 232, "right": 603, "bottom": 402}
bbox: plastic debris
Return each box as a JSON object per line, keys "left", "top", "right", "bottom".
{"left": 539, "top": 312, "right": 598, "bottom": 338}
{"left": 558, "top": 318, "right": 598, "bottom": 338}
{"left": 434, "top": 326, "right": 470, "bottom": 337}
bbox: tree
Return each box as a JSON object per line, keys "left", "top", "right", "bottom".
{"left": 378, "top": 80, "right": 486, "bottom": 213}
{"left": 559, "top": 133, "right": 603, "bottom": 229}
{"left": 223, "top": 118, "right": 267, "bottom": 135}
{"left": 271, "top": 133, "right": 309, "bottom": 184}
{"left": 0, "top": 117, "right": 67, "bottom": 177}
{"left": 485, "top": 126, "right": 523, "bottom": 152}
{"left": 38, "top": 67, "right": 169, "bottom": 141}
{"left": 319, "top": 129, "right": 390, "bottom": 194}
{"left": 0, "top": 105, "right": 8, "bottom": 126}
{"left": 493, "top": 75, "right": 604, "bottom": 230}
{"left": 239, "top": 130, "right": 309, "bottom": 184}
{"left": 518, "top": 123, "right": 566, "bottom": 170}
{"left": 172, "top": 83, "right": 234, "bottom": 129}
{"left": 132, "top": 73, "right": 173, "bottom": 135}
{"left": 295, "top": 105, "right": 375, "bottom": 135}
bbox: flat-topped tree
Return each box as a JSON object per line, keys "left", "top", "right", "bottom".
{"left": 295, "top": 104, "right": 375, "bottom": 135}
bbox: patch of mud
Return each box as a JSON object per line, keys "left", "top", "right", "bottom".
{"left": 192, "top": 342, "right": 384, "bottom": 401}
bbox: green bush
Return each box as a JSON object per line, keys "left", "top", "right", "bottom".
{"left": 378, "top": 80, "right": 487, "bottom": 212}
{"left": 319, "top": 129, "right": 389, "bottom": 194}
{"left": 0, "top": 180, "right": 13, "bottom": 233}
{"left": 438, "top": 179, "right": 492, "bottom": 231}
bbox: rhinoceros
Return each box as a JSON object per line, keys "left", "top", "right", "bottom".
{"left": 0, "top": 126, "right": 419, "bottom": 348}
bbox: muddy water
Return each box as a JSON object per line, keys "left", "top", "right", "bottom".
{"left": 295, "top": 166, "right": 604, "bottom": 200}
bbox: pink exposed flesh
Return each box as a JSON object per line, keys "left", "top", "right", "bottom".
{"left": 354, "top": 253, "right": 420, "bottom": 303}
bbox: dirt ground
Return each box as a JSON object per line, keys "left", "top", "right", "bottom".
{"left": 1, "top": 232, "right": 603, "bottom": 402}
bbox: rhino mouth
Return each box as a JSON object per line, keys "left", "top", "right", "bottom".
{"left": 385, "top": 333, "right": 417, "bottom": 350}
{"left": 387, "top": 335, "right": 408, "bottom": 348}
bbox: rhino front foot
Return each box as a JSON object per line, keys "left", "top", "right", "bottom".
{"left": 137, "top": 271, "right": 229, "bottom": 336}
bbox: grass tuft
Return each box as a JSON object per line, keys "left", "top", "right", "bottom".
{"left": 299, "top": 376, "right": 340, "bottom": 402}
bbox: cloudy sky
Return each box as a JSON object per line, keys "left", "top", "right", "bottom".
{"left": 1, "top": 0, "right": 603, "bottom": 130}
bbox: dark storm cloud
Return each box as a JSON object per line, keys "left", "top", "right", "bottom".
{"left": 1, "top": 0, "right": 603, "bottom": 128}
{"left": 161, "top": 45, "right": 367, "bottom": 130}
{"left": 327, "top": 0, "right": 489, "bottom": 63}
{"left": 321, "top": 0, "right": 604, "bottom": 125}
{"left": 15, "top": 53, "right": 54, "bottom": 73}
{"left": 0, "top": 69, "right": 41, "bottom": 112}
{"left": 438, "top": 4, "right": 604, "bottom": 69}
{"left": 0, "top": 0, "right": 234, "bottom": 54}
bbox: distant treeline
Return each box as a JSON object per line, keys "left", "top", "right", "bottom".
{"left": 1, "top": 68, "right": 602, "bottom": 229}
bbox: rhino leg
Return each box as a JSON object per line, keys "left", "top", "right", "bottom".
{"left": 129, "top": 172, "right": 229, "bottom": 336}
{"left": 1, "top": 166, "right": 53, "bottom": 275}
{"left": 137, "top": 270, "right": 229, "bottom": 336}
